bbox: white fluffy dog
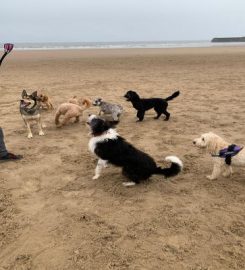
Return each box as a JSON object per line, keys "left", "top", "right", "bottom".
{"left": 193, "top": 132, "right": 245, "bottom": 180}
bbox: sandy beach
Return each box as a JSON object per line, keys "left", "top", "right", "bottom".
{"left": 0, "top": 46, "right": 245, "bottom": 269}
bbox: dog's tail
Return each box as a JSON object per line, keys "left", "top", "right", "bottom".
{"left": 154, "top": 156, "right": 183, "bottom": 178}
{"left": 81, "top": 98, "right": 92, "bottom": 110}
{"left": 55, "top": 110, "right": 61, "bottom": 125}
{"left": 165, "top": 91, "right": 180, "bottom": 102}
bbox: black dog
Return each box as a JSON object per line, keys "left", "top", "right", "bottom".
{"left": 87, "top": 115, "right": 183, "bottom": 186}
{"left": 124, "top": 90, "right": 180, "bottom": 121}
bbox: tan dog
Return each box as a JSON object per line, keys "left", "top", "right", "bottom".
{"left": 193, "top": 132, "right": 245, "bottom": 180}
{"left": 38, "top": 93, "right": 54, "bottom": 110}
{"left": 55, "top": 97, "right": 91, "bottom": 127}
{"left": 68, "top": 95, "right": 82, "bottom": 105}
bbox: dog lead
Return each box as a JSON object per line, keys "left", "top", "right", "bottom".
{"left": 0, "top": 43, "right": 14, "bottom": 66}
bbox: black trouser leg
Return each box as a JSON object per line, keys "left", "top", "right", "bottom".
{"left": 0, "top": 128, "right": 8, "bottom": 157}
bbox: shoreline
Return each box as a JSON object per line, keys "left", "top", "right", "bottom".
{"left": 4, "top": 46, "right": 245, "bottom": 62}
{"left": 11, "top": 43, "right": 245, "bottom": 52}
{"left": 2, "top": 40, "right": 245, "bottom": 52}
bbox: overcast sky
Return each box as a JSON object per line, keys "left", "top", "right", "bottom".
{"left": 1, "top": 0, "right": 244, "bottom": 43}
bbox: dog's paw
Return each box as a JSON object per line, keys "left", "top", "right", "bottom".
{"left": 27, "top": 134, "right": 33, "bottom": 139}
{"left": 223, "top": 172, "right": 232, "bottom": 178}
{"left": 206, "top": 175, "right": 216, "bottom": 180}
{"left": 92, "top": 175, "right": 100, "bottom": 180}
{"left": 39, "top": 131, "right": 45, "bottom": 136}
{"left": 122, "top": 182, "right": 136, "bottom": 187}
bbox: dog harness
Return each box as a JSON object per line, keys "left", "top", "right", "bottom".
{"left": 212, "top": 144, "right": 243, "bottom": 165}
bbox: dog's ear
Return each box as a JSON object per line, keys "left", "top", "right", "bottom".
{"left": 125, "top": 90, "right": 138, "bottom": 99}
{"left": 90, "top": 119, "right": 100, "bottom": 134}
{"left": 206, "top": 134, "right": 225, "bottom": 154}
{"left": 90, "top": 118, "right": 111, "bottom": 135}
{"left": 31, "top": 91, "right": 38, "bottom": 97}
{"left": 206, "top": 137, "right": 217, "bottom": 154}
{"left": 22, "top": 90, "right": 27, "bottom": 98}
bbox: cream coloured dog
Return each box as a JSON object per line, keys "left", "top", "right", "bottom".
{"left": 193, "top": 132, "right": 245, "bottom": 180}
{"left": 55, "top": 98, "right": 92, "bottom": 127}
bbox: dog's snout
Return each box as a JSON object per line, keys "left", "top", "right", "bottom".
{"left": 193, "top": 141, "right": 196, "bottom": 145}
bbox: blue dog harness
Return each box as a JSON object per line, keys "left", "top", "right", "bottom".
{"left": 212, "top": 144, "right": 243, "bottom": 165}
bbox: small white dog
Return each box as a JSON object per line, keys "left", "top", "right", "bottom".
{"left": 193, "top": 132, "right": 245, "bottom": 180}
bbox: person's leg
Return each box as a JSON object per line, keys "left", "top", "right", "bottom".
{"left": 0, "top": 127, "right": 23, "bottom": 161}
{"left": 0, "top": 127, "right": 8, "bottom": 157}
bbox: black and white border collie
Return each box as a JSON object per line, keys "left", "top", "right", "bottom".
{"left": 87, "top": 115, "right": 183, "bottom": 186}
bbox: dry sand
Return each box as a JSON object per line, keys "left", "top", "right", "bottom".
{"left": 0, "top": 47, "right": 245, "bottom": 269}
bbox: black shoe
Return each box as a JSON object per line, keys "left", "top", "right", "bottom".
{"left": 0, "top": 152, "right": 23, "bottom": 162}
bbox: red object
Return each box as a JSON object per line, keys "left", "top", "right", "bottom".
{"left": 4, "top": 43, "right": 14, "bottom": 53}
{"left": 0, "top": 43, "right": 14, "bottom": 66}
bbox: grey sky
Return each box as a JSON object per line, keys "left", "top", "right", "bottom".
{"left": 1, "top": 0, "right": 244, "bottom": 42}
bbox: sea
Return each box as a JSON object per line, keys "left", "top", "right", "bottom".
{"left": 1, "top": 40, "right": 245, "bottom": 50}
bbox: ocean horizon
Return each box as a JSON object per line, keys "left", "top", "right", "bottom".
{"left": 1, "top": 40, "right": 245, "bottom": 51}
